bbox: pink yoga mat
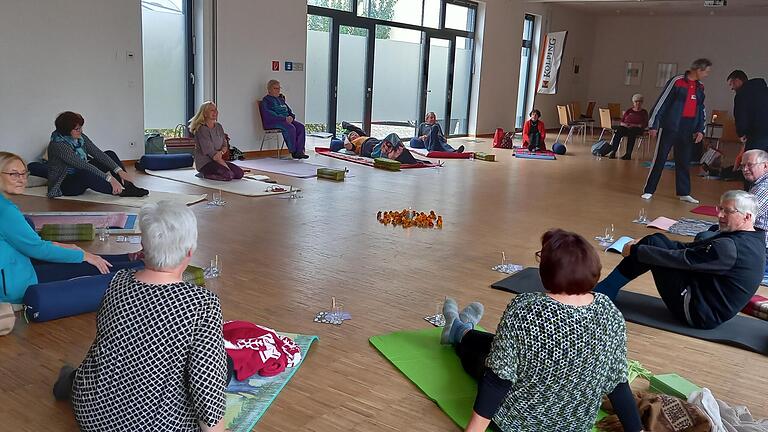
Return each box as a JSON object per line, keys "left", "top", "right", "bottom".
{"left": 26, "top": 213, "right": 128, "bottom": 229}
{"left": 691, "top": 205, "right": 718, "bottom": 217}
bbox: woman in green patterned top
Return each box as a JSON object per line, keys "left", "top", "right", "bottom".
{"left": 441, "top": 229, "right": 644, "bottom": 432}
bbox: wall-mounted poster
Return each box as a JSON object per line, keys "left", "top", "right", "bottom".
{"left": 624, "top": 61, "right": 643, "bottom": 86}
{"left": 656, "top": 63, "right": 678, "bottom": 87}
{"left": 536, "top": 31, "right": 568, "bottom": 95}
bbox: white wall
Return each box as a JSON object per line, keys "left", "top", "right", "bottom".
{"left": 530, "top": 6, "right": 596, "bottom": 130}
{"left": 0, "top": 0, "right": 144, "bottom": 161}
{"left": 585, "top": 15, "right": 768, "bottom": 117}
{"left": 215, "top": 0, "right": 307, "bottom": 151}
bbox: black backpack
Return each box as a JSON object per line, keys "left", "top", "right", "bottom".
{"left": 591, "top": 140, "right": 611, "bottom": 156}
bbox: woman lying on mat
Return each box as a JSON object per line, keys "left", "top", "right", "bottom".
{"left": 189, "top": 101, "right": 244, "bottom": 181}
{"left": 522, "top": 109, "right": 546, "bottom": 152}
{"left": 53, "top": 201, "right": 231, "bottom": 432}
{"left": 341, "top": 122, "right": 428, "bottom": 165}
{"left": 27, "top": 111, "right": 148, "bottom": 198}
{"left": 410, "top": 112, "right": 465, "bottom": 153}
{"left": 441, "top": 229, "right": 644, "bottom": 432}
{"left": 261, "top": 79, "right": 308, "bottom": 159}
{"left": 0, "top": 152, "right": 143, "bottom": 308}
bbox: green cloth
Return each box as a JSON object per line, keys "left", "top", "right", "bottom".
{"left": 39, "top": 223, "right": 95, "bottom": 241}
{"left": 370, "top": 327, "right": 623, "bottom": 432}
{"left": 182, "top": 265, "right": 205, "bottom": 287}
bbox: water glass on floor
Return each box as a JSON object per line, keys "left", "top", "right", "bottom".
{"left": 97, "top": 225, "right": 110, "bottom": 242}
{"left": 434, "top": 300, "right": 446, "bottom": 327}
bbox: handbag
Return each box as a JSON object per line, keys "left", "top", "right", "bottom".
{"left": 164, "top": 124, "right": 196, "bottom": 154}
{"left": 0, "top": 302, "right": 15, "bottom": 336}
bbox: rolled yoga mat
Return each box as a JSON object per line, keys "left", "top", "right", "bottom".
{"left": 491, "top": 268, "right": 768, "bottom": 355}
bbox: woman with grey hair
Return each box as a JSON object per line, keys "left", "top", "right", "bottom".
{"left": 261, "top": 79, "right": 308, "bottom": 159}
{"left": 606, "top": 94, "right": 649, "bottom": 159}
{"left": 53, "top": 201, "right": 229, "bottom": 432}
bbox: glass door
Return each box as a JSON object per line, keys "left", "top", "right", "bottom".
{"left": 332, "top": 24, "right": 374, "bottom": 136}
{"left": 424, "top": 37, "right": 453, "bottom": 133}
{"left": 515, "top": 14, "right": 536, "bottom": 129}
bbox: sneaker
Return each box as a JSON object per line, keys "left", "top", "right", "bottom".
{"left": 641, "top": 193, "right": 653, "bottom": 200}
{"left": 678, "top": 195, "right": 699, "bottom": 204}
{"left": 53, "top": 365, "right": 76, "bottom": 401}
{"left": 120, "top": 182, "right": 149, "bottom": 198}
{"left": 292, "top": 152, "right": 309, "bottom": 159}
{"left": 455, "top": 145, "right": 465, "bottom": 153}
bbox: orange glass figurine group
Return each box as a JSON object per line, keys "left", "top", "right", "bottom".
{"left": 377, "top": 209, "right": 443, "bottom": 229}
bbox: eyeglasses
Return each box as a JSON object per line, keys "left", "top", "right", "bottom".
{"left": 534, "top": 250, "right": 542, "bottom": 262}
{"left": 73, "top": 126, "right": 82, "bottom": 132}
{"left": 716, "top": 205, "right": 741, "bottom": 215}
{"left": 1, "top": 171, "right": 29, "bottom": 180}
{"left": 740, "top": 162, "right": 765, "bottom": 170}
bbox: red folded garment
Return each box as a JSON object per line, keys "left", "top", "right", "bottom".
{"left": 223, "top": 320, "right": 303, "bottom": 380}
{"left": 690, "top": 205, "right": 718, "bottom": 218}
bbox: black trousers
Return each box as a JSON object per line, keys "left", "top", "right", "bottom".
{"left": 454, "top": 330, "right": 503, "bottom": 431}
{"left": 643, "top": 128, "right": 694, "bottom": 196}
{"left": 608, "top": 126, "right": 643, "bottom": 157}
{"left": 615, "top": 233, "right": 694, "bottom": 327}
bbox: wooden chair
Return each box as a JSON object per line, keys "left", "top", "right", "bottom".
{"left": 257, "top": 100, "right": 287, "bottom": 158}
{"left": 607, "top": 103, "right": 622, "bottom": 123}
{"left": 553, "top": 105, "right": 585, "bottom": 146}
{"left": 570, "top": 101, "right": 595, "bottom": 137}
{"left": 596, "top": 108, "right": 614, "bottom": 143}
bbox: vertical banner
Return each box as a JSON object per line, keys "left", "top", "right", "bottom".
{"left": 536, "top": 31, "right": 568, "bottom": 95}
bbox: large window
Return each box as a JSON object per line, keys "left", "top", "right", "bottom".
{"left": 306, "top": 0, "right": 478, "bottom": 137}
{"left": 515, "top": 14, "right": 536, "bottom": 129}
{"left": 141, "top": 0, "right": 194, "bottom": 135}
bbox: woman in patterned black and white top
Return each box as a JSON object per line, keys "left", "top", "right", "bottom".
{"left": 441, "top": 229, "right": 645, "bottom": 432}
{"left": 53, "top": 201, "right": 228, "bottom": 432}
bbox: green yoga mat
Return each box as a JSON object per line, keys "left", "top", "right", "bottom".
{"left": 224, "top": 332, "right": 318, "bottom": 432}
{"left": 370, "top": 327, "right": 615, "bottom": 432}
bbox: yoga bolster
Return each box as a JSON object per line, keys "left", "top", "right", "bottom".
{"left": 138, "top": 153, "right": 194, "bottom": 171}
{"left": 23, "top": 273, "right": 116, "bottom": 322}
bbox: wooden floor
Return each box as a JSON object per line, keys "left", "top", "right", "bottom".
{"left": 2, "top": 135, "right": 767, "bottom": 431}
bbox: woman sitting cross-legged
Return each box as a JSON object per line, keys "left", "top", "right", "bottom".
{"left": 28, "top": 111, "right": 148, "bottom": 198}
{"left": 0, "top": 152, "right": 143, "bottom": 308}
{"left": 409, "top": 112, "right": 464, "bottom": 153}
{"left": 441, "top": 229, "right": 644, "bottom": 432}
{"left": 53, "top": 201, "right": 229, "bottom": 432}
{"left": 189, "top": 101, "right": 244, "bottom": 181}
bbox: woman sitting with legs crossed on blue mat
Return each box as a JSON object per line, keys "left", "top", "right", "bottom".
{"left": 28, "top": 111, "right": 148, "bottom": 198}
{"left": 442, "top": 229, "right": 643, "bottom": 432}
{"left": 53, "top": 201, "right": 231, "bottom": 432}
{"left": 410, "top": 112, "right": 464, "bottom": 153}
{"left": 189, "top": 101, "right": 244, "bottom": 182}
{"left": 0, "top": 152, "right": 144, "bottom": 309}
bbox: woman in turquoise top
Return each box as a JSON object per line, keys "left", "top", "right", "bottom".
{"left": 0, "top": 152, "right": 142, "bottom": 306}
{"left": 261, "top": 80, "right": 308, "bottom": 159}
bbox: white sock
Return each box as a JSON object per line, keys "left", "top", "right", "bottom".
{"left": 641, "top": 193, "right": 652, "bottom": 200}
{"left": 678, "top": 195, "right": 699, "bottom": 204}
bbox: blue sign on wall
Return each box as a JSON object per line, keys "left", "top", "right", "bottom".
{"left": 285, "top": 61, "right": 293, "bottom": 71}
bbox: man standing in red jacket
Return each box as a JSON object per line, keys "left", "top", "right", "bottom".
{"left": 642, "top": 58, "right": 711, "bottom": 204}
